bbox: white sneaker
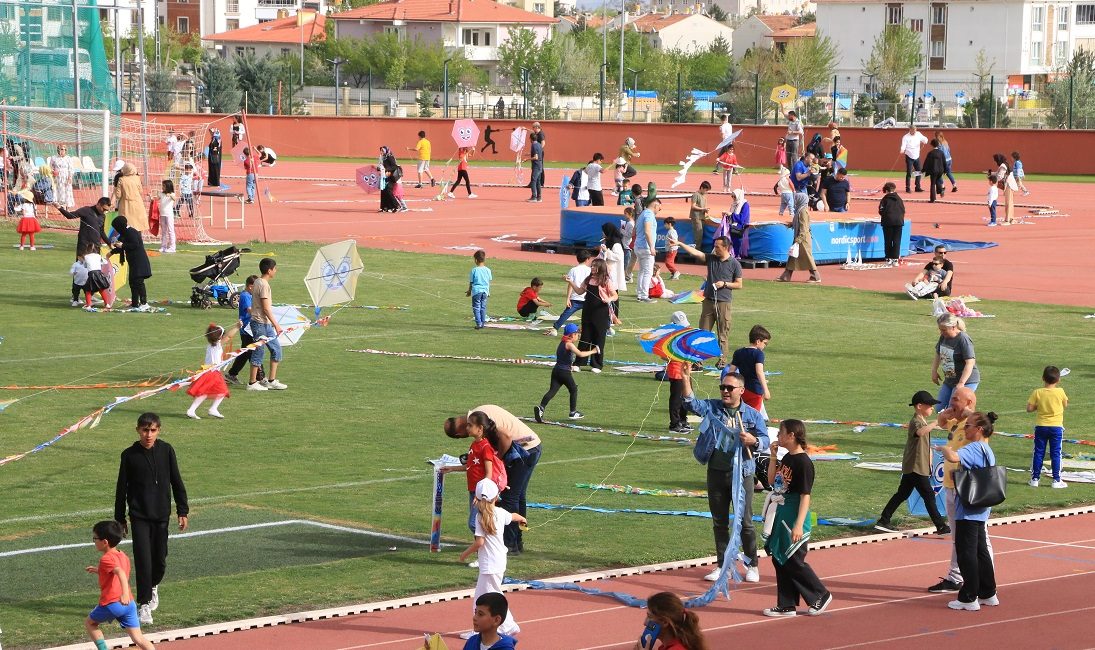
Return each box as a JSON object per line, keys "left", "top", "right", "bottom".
{"left": 71, "top": 300, "right": 81, "bottom": 307}
{"left": 263, "top": 379, "right": 288, "bottom": 390}
{"left": 703, "top": 568, "right": 721, "bottom": 581}
{"left": 459, "top": 631, "right": 476, "bottom": 640}
{"left": 149, "top": 586, "right": 159, "bottom": 611}
{"left": 947, "top": 599, "right": 980, "bottom": 611}
{"left": 447, "top": 192, "right": 455, "bottom": 198}
{"left": 186, "top": 412, "right": 200, "bottom": 420}
{"left": 467, "top": 560, "right": 479, "bottom": 568}
{"left": 246, "top": 381, "right": 268, "bottom": 391}
{"left": 1028, "top": 478, "right": 1040, "bottom": 487}
{"left": 904, "top": 283, "right": 919, "bottom": 300}
{"left": 468, "top": 193, "right": 478, "bottom": 198}
{"left": 138, "top": 603, "right": 153, "bottom": 625}
{"left": 208, "top": 410, "right": 224, "bottom": 419}
{"left": 590, "top": 368, "right": 601, "bottom": 374}
{"left": 670, "top": 272, "right": 681, "bottom": 280}
{"left": 981, "top": 594, "right": 1000, "bottom": 606}
{"left": 745, "top": 565, "right": 760, "bottom": 583}
{"left": 1053, "top": 480, "right": 1068, "bottom": 489}
{"left": 571, "top": 366, "right": 580, "bottom": 372}
{"left": 546, "top": 328, "right": 558, "bottom": 336}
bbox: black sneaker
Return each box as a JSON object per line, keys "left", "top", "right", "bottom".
{"left": 928, "top": 577, "right": 961, "bottom": 593}
{"left": 569, "top": 411, "right": 585, "bottom": 420}
{"left": 873, "top": 520, "right": 897, "bottom": 533}
{"left": 762, "top": 606, "right": 797, "bottom": 617}
{"left": 807, "top": 592, "right": 833, "bottom": 616}
{"left": 934, "top": 524, "right": 952, "bottom": 536}
{"left": 534, "top": 405, "right": 544, "bottom": 423}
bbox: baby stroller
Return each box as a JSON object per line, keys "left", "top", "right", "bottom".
{"left": 189, "top": 245, "right": 248, "bottom": 309}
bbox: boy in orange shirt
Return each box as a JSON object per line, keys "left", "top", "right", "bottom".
{"left": 85, "top": 520, "right": 156, "bottom": 650}
{"left": 516, "top": 277, "right": 552, "bottom": 321}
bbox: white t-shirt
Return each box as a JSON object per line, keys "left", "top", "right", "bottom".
{"left": 987, "top": 184, "right": 999, "bottom": 205}
{"left": 585, "top": 162, "right": 603, "bottom": 191}
{"left": 666, "top": 225, "right": 679, "bottom": 252}
{"left": 719, "top": 121, "right": 734, "bottom": 140}
{"left": 566, "top": 263, "right": 591, "bottom": 302}
{"left": 475, "top": 505, "right": 513, "bottom": 575}
{"left": 160, "top": 193, "right": 175, "bottom": 218}
{"left": 777, "top": 166, "right": 792, "bottom": 193}
{"left": 83, "top": 252, "right": 103, "bottom": 271}
{"left": 900, "top": 132, "right": 929, "bottom": 159}
{"left": 70, "top": 261, "right": 89, "bottom": 286}
{"left": 204, "top": 341, "right": 223, "bottom": 366}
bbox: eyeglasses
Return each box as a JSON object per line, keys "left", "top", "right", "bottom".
{"left": 92, "top": 536, "right": 102, "bottom": 541}
{"left": 720, "top": 385, "right": 743, "bottom": 392}
{"left": 936, "top": 250, "right": 948, "bottom": 255}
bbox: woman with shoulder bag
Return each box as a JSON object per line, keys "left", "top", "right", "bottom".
{"left": 934, "top": 411, "right": 1000, "bottom": 611}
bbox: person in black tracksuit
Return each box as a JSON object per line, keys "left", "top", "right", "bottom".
{"left": 534, "top": 324, "right": 599, "bottom": 421}
{"left": 115, "top": 412, "right": 189, "bottom": 622}
{"left": 878, "top": 182, "right": 907, "bottom": 265}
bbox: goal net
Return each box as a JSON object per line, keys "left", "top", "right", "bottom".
{"left": 2, "top": 105, "right": 223, "bottom": 244}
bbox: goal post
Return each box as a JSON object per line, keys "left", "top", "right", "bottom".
{"left": 2, "top": 105, "right": 111, "bottom": 199}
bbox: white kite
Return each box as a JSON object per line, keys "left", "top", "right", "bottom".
{"left": 304, "top": 239, "right": 364, "bottom": 312}
{"left": 671, "top": 129, "right": 743, "bottom": 189}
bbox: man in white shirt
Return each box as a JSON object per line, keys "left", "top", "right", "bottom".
{"left": 784, "top": 111, "right": 803, "bottom": 169}
{"left": 900, "top": 125, "right": 929, "bottom": 193}
{"left": 712, "top": 114, "right": 735, "bottom": 172}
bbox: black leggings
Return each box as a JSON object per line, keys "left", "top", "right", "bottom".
{"left": 540, "top": 366, "right": 578, "bottom": 414}
{"left": 130, "top": 276, "right": 147, "bottom": 307}
{"left": 227, "top": 328, "right": 264, "bottom": 380}
{"left": 882, "top": 225, "right": 902, "bottom": 260}
{"left": 879, "top": 472, "right": 946, "bottom": 528}
{"left": 455, "top": 169, "right": 472, "bottom": 194}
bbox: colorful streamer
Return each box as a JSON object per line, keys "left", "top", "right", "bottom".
{"left": 519, "top": 417, "right": 694, "bottom": 445}
{"left": 351, "top": 348, "right": 555, "bottom": 367}
{"left": 527, "top": 503, "right": 871, "bottom": 528}
{"left": 0, "top": 374, "right": 181, "bottom": 391}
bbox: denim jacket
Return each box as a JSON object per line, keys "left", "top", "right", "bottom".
{"left": 685, "top": 396, "right": 768, "bottom": 472}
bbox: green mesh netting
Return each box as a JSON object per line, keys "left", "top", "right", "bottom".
{"left": 0, "top": 0, "right": 120, "bottom": 112}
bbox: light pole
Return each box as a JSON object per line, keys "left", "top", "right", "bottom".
{"left": 627, "top": 67, "right": 640, "bottom": 122}
{"left": 443, "top": 58, "right": 452, "bottom": 118}
{"left": 327, "top": 57, "right": 345, "bottom": 115}
{"left": 599, "top": 63, "right": 608, "bottom": 122}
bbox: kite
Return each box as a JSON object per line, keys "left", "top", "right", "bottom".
{"left": 267, "top": 305, "right": 312, "bottom": 347}
{"left": 670, "top": 288, "right": 704, "bottom": 304}
{"left": 355, "top": 166, "right": 381, "bottom": 195}
{"left": 833, "top": 145, "right": 848, "bottom": 170}
{"left": 510, "top": 126, "right": 528, "bottom": 184}
{"left": 637, "top": 323, "right": 722, "bottom": 364}
{"left": 451, "top": 118, "right": 480, "bottom": 149}
{"left": 304, "top": 239, "right": 364, "bottom": 314}
{"left": 671, "top": 129, "right": 742, "bottom": 189}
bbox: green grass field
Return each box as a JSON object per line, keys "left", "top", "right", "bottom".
{"left": 1, "top": 231, "right": 1092, "bottom": 648}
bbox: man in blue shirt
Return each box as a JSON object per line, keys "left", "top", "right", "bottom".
{"left": 682, "top": 364, "right": 768, "bottom": 583}
{"left": 225, "top": 274, "right": 261, "bottom": 384}
{"left": 791, "top": 153, "right": 816, "bottom": 195}
{"left": 634, "top": 197, "right": 660, "bottom": 302}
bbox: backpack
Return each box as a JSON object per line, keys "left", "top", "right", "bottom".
{"left": 31, "top": 177, "right": 54, "bottom": 204}
{"left": 391, "top": 165, "right": 403, "bottom": 182}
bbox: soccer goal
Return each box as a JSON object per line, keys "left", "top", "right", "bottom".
{"left": 2, "top": 105, "right": 222, "bottom": 244}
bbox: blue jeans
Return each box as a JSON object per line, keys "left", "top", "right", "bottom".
{"left": 831, "top": 205, "right": 848, "bottom": 212}
{"left": 552, "top": 300, "right": 584, "bottom": 330}
{"left": 778, "top": 191, "right": 793, "bottom": 215}
{"left": 499, "top": 443, "right": 542, "bottom": 550}
{"left": 249, "top": 322, "right": 282, "bottom": 365}
{"left": 937, "top": 381, "right": 979, "bottom": 410}
{"left": 468, "top": 491, "right": 477, "bottom": 533}
{"left": 1032, "top": 426, "right": 1064, "bottom": 481}
{"left": 988, "top": 201, "right": 997, "bottom": 224}
{"left": 944, "top": 160, "right": 957, "bottom": 186}
{"left": 246, "top": 173, "right": 256, "bottom": 201}
{"left": 472, "top": 292, "right": 488, "bottom": 327}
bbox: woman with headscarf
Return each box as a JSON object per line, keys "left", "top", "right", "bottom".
{"left": 107, "top": 215, "right": 152, "bottom": 310}
{"left": 618, "top": 137, "right": 640, "bottom": 181}
{"left": 776, "top": 193, "right": 820, "bottom": 284}
{"left": 207, "top": 128, "right": 222, "bottom": 187}
{"left": 599, "top": 221, "right": 627, "bottom": 320}
{"left": 49, "top": 144, "right": 76, "bottom": 208}
{"left": 715, "top": 189, "right": 750, "bottom": 259}
{"left": 378, "top": 146, "right": 401, "bottom": 213}
{"left": 112, "top": 163, "right": 149, "bottom": 232}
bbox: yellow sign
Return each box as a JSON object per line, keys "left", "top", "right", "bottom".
{"left": 770, "top": 84, "right": 797, "bottom": 105}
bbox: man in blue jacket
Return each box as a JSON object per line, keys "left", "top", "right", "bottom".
{"left": 682, "top": 364, "right": 768, "bottom": 583}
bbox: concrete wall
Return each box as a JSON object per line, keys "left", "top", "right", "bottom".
{"left": 133, "top": 112, "right": 1095, "bottom": 174}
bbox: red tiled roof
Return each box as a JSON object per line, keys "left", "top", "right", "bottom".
{"left": 767, "top": 23, "right": 816, "bottom": 38}
{"left": 630, "top": 13, "right": 693, "bottom": 33}
{"left": 331, "top": 0, "right": 557, "bottom": 25}
{"left": 205, "top": 11, "right": 326, "bottom": 44}
{"left": 755, "top": 14, "right": 798, "bottom": 31}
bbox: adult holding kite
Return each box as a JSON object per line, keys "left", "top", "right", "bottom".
{"left": 378, "top": 146, "right": 401, "bottom": 213}
{"left": 246, "top": 258, "right": 287, "bottom": 391}
{"left": 55, "top": 196, "right": 110, "bottom": 259}
{"left": 680, "top": 363, "right": 768, "bottom": 583}
{"left": 665, "top": 234, "right": 743, "bottom": 369}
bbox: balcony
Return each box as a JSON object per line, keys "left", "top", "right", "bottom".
{"left": 226, "top": 1, "right": 239, "bottom": 13}
{"left": 461, "top": 45, "right": 498, "bottom": 61}
{"left": 257, "top": 0, "right": 297, "bottom": 6}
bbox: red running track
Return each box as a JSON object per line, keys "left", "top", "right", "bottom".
{"left": 153, "top": 513, "right": 1095, "bottom": 649}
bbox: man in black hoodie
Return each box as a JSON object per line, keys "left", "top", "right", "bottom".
{"left": 878, "top": 181, "right": 907, "bottom": 265}
{"left": 115, "top": 412, "right": 189, "bottom": 626}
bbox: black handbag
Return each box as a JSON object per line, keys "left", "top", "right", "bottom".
{"left": 954, "top": 445, "right": 1007, "bottom": 508}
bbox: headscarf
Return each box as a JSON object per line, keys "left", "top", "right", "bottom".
{"left": 111, "top": 215, "right": 128, "bottom": 233}
{"left": 793, "top": 192, "right": 810, "bottom": 213}
{"left": 120, "top": 162, "right": 137, "bottom": 176}
{"left": 601, "top": 222, "right": 623, "bottom": 249}
{"left": 625, "top": 137, "right": 635, "bottom": 147}
{"left": 731, "top": 188, "right": 747, "bottom": 215}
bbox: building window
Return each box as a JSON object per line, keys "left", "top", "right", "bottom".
{"left": 236, "top": 46, "right": 245, "bottom": 57}
{"left": 227, "top": 0, "right": 240, "bottom": 12}
{"left": 931, "top": 4, "right": 946, "bottom": 25}
{"left": 177, "top": 16, "right": 189, "bottom": 32}
{"left": 930, "top": 39, "right": 945, "bottom": 58}
{"left": 1080, "top": 5, "right": 1095, "bottom": 24}
{"left": 886, "top": 4, "right": 903, "bottom": 25}
{"left": 1056, "top": 40, "right": 1069, "bottom": 64}
{"left": 461, "top": 28, "right": 492, "bottom": 46}
{"left": 384, "top": 25, "right": 404, "bottom": 39}
{"left": 226, "top": 19, "right": 239, "bottom": 30}
{"left": 534, "top": 2, "right": 545, "bottom": 12}
{"left": 908, "top": 18, "right": 924, "bottom": 32}
{"left": 281, "top": 47, "right": 291, "bottom": 56}
{"left": 1031, "top": 5, "right": 1044, "bottom": 31}
{"left": 1058, "top": 6, "right": 1069, "bottom": 29}
{"left": 1030, "top": 40, "right": 1044, "bottom": 64}
{"left": 46, "top": 6, "right": 65, "bottom": 21}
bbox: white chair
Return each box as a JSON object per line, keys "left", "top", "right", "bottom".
{"left": 81, "top": 156, "right": 102, "bottom": 185}
{"left": 68, "top": 155, "right": 85, "bottom": 187}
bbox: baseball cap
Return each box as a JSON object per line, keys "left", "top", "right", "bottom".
{"left": 671, "top": 311, "right": 689, "bottom": 327}
{"left": 909, "top": 390, "right": 941, "bottom": 407}
{"left": 563, "top": 323, "right": 579, "bottom": 336}
{"left": 475, "top": 478, "right": 499, "bottom": 501}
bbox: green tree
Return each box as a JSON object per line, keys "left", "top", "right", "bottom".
{"left": 145, "top": 68, "right": 176, "bottom": 112}
{"left": 233, "top": 52, "right": 279, "bottom": 113}
{"left": 776, "top": 33, "right": 839, "bottom": 95}
{"left": 707, "top": 4, "right": 729, "bottom": 22}
{"left": 862, "top": 24, "right": 922, "bottom": 96}
{"left": 853, "top": 92, "right": 876, "bottom": 121}
{"left": 1045, "top": 49, "right": 1095, "bottom": 128}
{"left": 962, "top": 89, "right": 1009, "bottom": 128}
{"left": 498, "top": 27, "right": 559, "bottom": 117}
{"left": 199, "top": 54, "right": 242, "bottom": 113}
{"left": 661, "top": 89, "right": 697, "bottom": 123}
{"left": 553, "top": 34, "right": 600, "bottom": 97}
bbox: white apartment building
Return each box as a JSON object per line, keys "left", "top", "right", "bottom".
{"left": 817, "top": 0, "right": 1095, "bottom": 93}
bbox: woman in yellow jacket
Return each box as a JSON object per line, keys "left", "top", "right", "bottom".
{"left": 112, "top": 163, "right": 149, "bottom": 232}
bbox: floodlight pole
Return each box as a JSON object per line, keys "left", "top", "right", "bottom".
{"left": 71, "top": 0, "right": 82, "bottom": 109}
{"left": 136, "top": 3, "right": 149, "bottom": 181}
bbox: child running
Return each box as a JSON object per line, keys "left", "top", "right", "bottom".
{"left": 534, "top": 323, "right": 598, "bottom": 422}
{"left": 467, "top": 250, "right": 492, "bottom": 329}
{"left": 159, "top": 180, "right": 176, "bottom": 253}
{"left": 16, "top": 192, "right": 40, "bottom": 250}
{"left": 449, "top": 147, "right": 477, "bottom": 199}
{"left": 458, "top": 480, "right": 524, "bottom": 641}
{"left": 762, "top": 419, "right": 833, "bottom": 617}
{"left": 84, "top": 520, "right": 156, "bottom": 650}
{"left": 1027, "top": 365, "right": 1069, "bottom": 489}
{"left": 516, "top": 278, "right": 551, "bottom": 321}
{"left": 874, "top": 391, "right": 950, "bottom": 535}
{"left": 186, "top": 322, "right": 242, "bottom": 419}
{"left": 728, "top": 325, "right": 772, "bottom": 413}
{"left": 80, "top": 242, "right": 113, "bottom": 310}
{"left": 1011, "top": 151, "right": 1030, "bottom": 195}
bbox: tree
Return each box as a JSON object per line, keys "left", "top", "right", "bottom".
{"left": 498, "top": 27, "right": 559, "bottom": 117}
{"left": 962, "top": 88, "right": 1009, "bottom": 128}
{"left": 775, "top": 33, "right": 839, "bottom": 111}
{"left": 1045, "top": 49, "right": 1095, "bottom": 128}
{"left": 862, "top": 24, "right": 922, "bottom": 96}
{"left": 145, "top": 68, "right": 176, "bottom": 112}
{"left": 707, "top": 4, "right": 729, "bottom": 22}
{"left": 233, "top": 52, "right": 279, "bottom": 113}
{"left": 661, "top": 90, "right": 697, "bottom": 123}
{"left": 199, "top": 54, "right": 242, "bottom": 113}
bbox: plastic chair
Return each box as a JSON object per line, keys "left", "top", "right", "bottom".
{"left": 33, "top": 156, "right": 46, "bottom": 170}
{"left": 68, "top": 156, "right": 85, "bottom": 187}
{"left": 81, "top": 156, "right": 102, "bottom": 185}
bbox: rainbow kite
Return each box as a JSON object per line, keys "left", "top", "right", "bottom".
{"left": 670, "top": 288, "right": 704, "bottom": 304}
{"left": 637, "top": 324, "right": 722, "bottom": 364}
{"left": 834, "top": 146, "right": 848, "bottom": 170}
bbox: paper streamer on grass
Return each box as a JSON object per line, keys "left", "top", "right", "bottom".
{"left": 0, "top": 373, "right": 181, "bottom": 391}
{"left": 524, "top": 355, "right": 782, "bottom": 376}
{"left": 527, "top": 503, "right": 872, "bottom": 527}
{"left": 351, "top": 348, "right": 555, "bottom": 367}
{"left": 0, "top": 319, "right": 324, "bottom": 467}
{"left": 520, "top": 417, "right": 694, "bottom": 445}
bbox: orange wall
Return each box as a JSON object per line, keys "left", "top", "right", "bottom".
{"left": 132, "top": 113, "right": 1093, "bottom": 175}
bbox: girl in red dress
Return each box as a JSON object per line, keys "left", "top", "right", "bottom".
{"left": 186, "top": 322, "right": 241, "bottom": 419}
{"left": 16, "top": 192, "right": 41, "bottom": 250}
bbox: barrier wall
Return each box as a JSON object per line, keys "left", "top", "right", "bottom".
{"left": 131, "top": 113, "right": 1094, "bottom": 175}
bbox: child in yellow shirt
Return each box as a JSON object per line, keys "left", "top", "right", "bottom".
{"left": 1027, "top": 365, "right": 1069, "bottom": 489}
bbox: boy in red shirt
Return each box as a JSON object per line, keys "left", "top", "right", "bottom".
{"left": 85, "top": 520, "right": 155, "bottom": 650}
{"left": 242, "top": 147, "right": 256, "bottom": 203}
{"left": 516, "top": 277, "right": 552, "bottom": 321}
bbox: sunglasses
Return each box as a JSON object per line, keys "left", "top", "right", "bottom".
{"left": 720, "top": 384, "right": 743, "bottom": 392}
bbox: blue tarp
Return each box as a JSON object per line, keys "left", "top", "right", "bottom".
{"left": 909, "top": 236, "right": 999, "bottom": 253}
{"left": 746, "top": 220, "right": 912, "bottom": 264}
